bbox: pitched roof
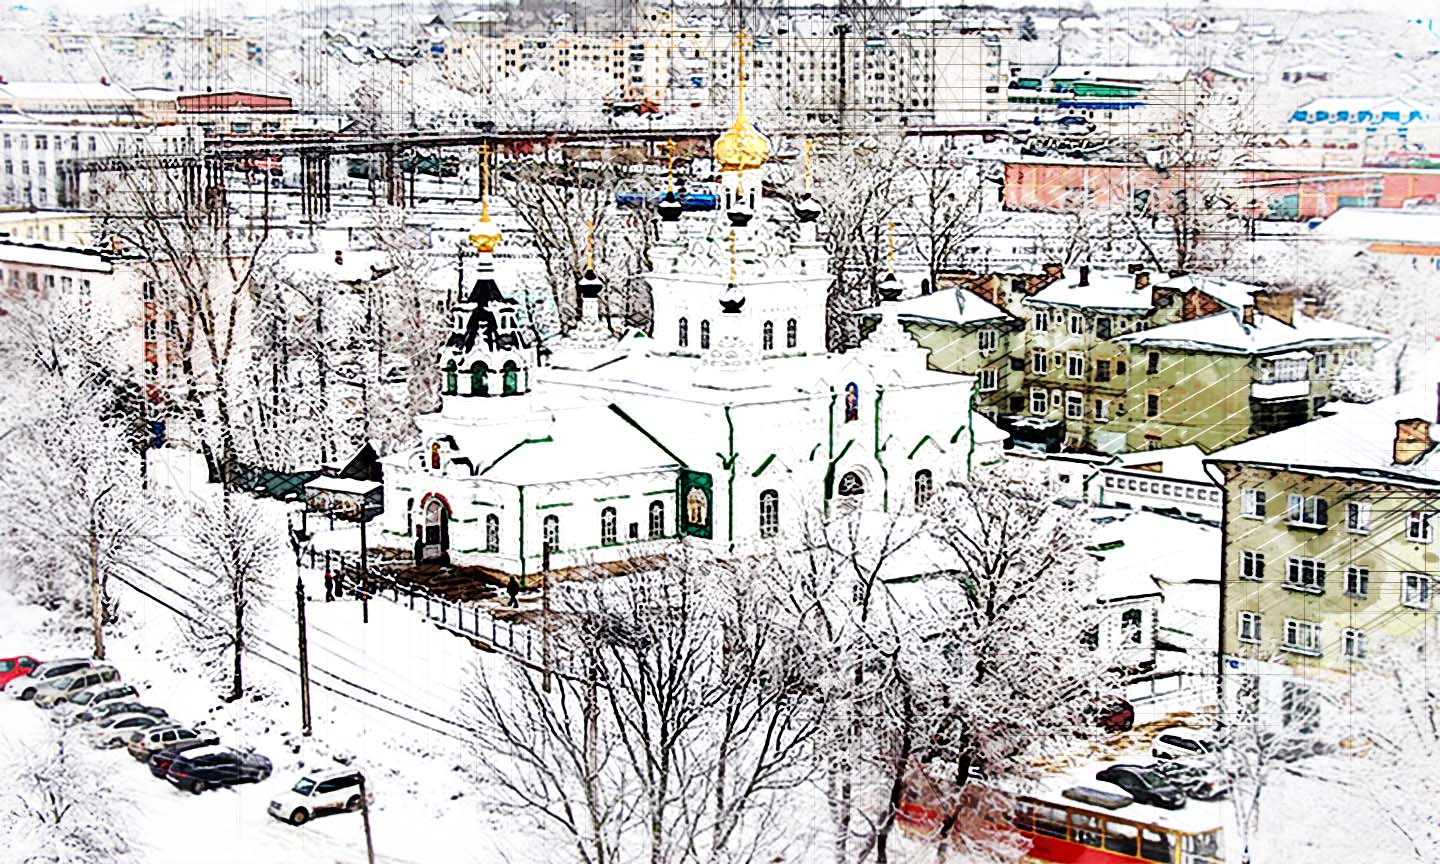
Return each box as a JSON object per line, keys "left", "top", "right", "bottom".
{"left": 1206, "top": 383, "right": 1440, "bottom": 486}
{"left": 1025, "top": 270, "right": 1152, "bottom": 313}
{"left": 856, "top": 287, "right": 1016, "bottom": 327}
{"left": 1049, "top": 64, "right": 1190, "bottom": 83}
{"left": 1313, "top": 207, "right": 1440, "bottom": 244}
{"left": 1114, "top": 310, "right": 1387, "bottom": 355}
{"left": 1154, "top": 274, "right": 1262, "bottom": 310}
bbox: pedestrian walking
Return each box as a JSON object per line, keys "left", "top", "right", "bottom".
{"left": 324, "top": 570, "right": 334, "bottom": 602}
{"left": 506, "top": 575, "right": 520, "bottom": 609}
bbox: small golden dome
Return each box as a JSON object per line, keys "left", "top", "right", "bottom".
{"left": 468, "top": 212, "right": 502, "bottom": 253}
{"left": 714, "top": 112, "right": 771, "bottom": 172}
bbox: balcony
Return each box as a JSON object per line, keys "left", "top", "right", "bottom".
{"left": 1251, "top": 379, "right": 1309, "bottom": 400}
{"left": 1251, "top": 352, "right": 1312, "bottom": 401}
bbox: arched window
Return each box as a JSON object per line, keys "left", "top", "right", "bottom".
{"left": 913, "top": 469, "right": 933, "bottom": 508}
{"left": 837, "top": 471, "right": 865, "bottom": 497}
{"left": 485, "top": 513, "right": 500, "bottom": 552}
{"left": 543, "top": 514, "right": 560, "bottom": 553}
{"left": 759, "top": 489, "right": 779, "bottom": 538}
{"left": 601, "top": 507, "right": 618, "bottom": 546}
{"left": 844, "top": 382, "right": 860, "bottom": 423}
{"left": 444, "top": 360, "right": 457, "bottom": 395}
{"left": 786, "top": 318, "right": 797, "bottom": 348}
{"left": 678, "top": 316, "right": 689, "bottom": 348}
{"left": 405, "top": 497, "right": 414, "bottom": 535}
{"left": 700, "top": 319, "right": 711, "bottom": 349}
{"left": 471, "top": 362, "right": 489, "bottom": 396}
{"left": 502, "top": 360, "right": 519, "bottom": 395}
{"left": 762, "top": 320, "right": 774, "bottom": 351}
{"left": 429, "top": 442, "right": 441, "bottom": 470}
{"left": 648, "top": 500, "right": 665, "bottom": 538}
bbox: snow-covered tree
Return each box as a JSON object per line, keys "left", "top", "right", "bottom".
{"left": 1, "top": 725, "right": 135, "bottom": 863}
{"left": 1330, "top": 356, "right": 1385, "bottom": 404}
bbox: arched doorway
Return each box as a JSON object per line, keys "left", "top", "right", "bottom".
{"left": 502, "top": 360, "right": 519, "bottom": 395}
{"left": 835, "top": 469, "right": 867, "bottom": 514}
{"left": 420, "top": 497, "right": 450, "bottom": 562}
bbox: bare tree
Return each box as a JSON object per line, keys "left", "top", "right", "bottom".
{"left": 1, "top": 725, "right": 135, "bottom": 863}
{"left": 901, "top": 144, "right": 988, "bottom": 292}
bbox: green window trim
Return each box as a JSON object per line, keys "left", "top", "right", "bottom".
{"left": 751, "top": 452, "right": 778, "bottom": 477}
{"left": 907, "top": 435, "right": 938, "bottom": 460}
{"left": 823, "top": 439, "right": 856, "bottom": 500}
{"left": 808, "top": 443, "right": 822, "bottom": 461}
{"left": 949, "top": 423, "right": 968, "bottom": 445}
{"left": 594, "top": 493, "right": 632, "bottom": 502}
{"left": 644, "top": 488, "right": 673, "bottom": 496}
{"left": 536, "top": 501, "right": 573, "bottom": 510}
{"left": 479, "top": 435, "right": 554, "bottom": 476}
{"left": 608, "top": 403, "right": 688, "bottom": 467}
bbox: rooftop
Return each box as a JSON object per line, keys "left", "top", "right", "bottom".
{"left": 1048, "top": 64, "right": 1191, "bottom": 83}
{"left": 1114, "top": 309, "right": 1386, "bottom": 356}
{"left": 1026, "top": 270, "right": 1152, "bottom": 314}
{"left": 1110, "top": 444, "right": 1216, "bottom": 485}
{"left": 1207, "top": 384, "right": 1440, "bottom": 486}
{"left": 1313, "top": 207, "right": 1440, "bottom": 245}
{"left": 1154, "top": 274, "right": 1261, "bottom": 310}
{"left": 856, "top": 287, "right": 1016, "bottom": 328}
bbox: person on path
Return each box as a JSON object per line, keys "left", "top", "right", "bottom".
{"left": 506, "top": 575, "right": 520, "bottom": 609}
{"left": 324, "top": 570, "right": 334, "bottom": 602}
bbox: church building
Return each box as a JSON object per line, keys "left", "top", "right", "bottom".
{"left": 377, "top": 45, "right": 1004, "bottom": 584}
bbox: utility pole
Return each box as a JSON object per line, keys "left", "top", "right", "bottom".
{"left": 89, "top": 485, "right": 114, "bottom": 662}
{"left": 357, "top": 774, "right": 377, "bottom": 864}
{"left": 542, "top": 544, "right": 552, "bottom": 693}
{"left": 295, "top": 575, "right": 312, "bottom": 736}
{"left": 359, "top": 508, "right": 370, "bottom": 625}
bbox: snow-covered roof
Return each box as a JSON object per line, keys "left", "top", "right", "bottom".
{"left": 1155, "top": 274, "right": 1261, "bottom": 310}
{"left": 1313, "top": 207, "right": 1440, "bottom": 245}
{"left": 1114, "top": 310, "right": 1387, "bottom": 356}
{"left": 1025, "top": 270, "right": 1152, "bottom": 314}
{"left": 856, "top": 288, "right": 1016, "bottom": 328}
{"left": 1291, "top": 95, "right": 1439, "bottom": 122}
{"left": 466, "top": 406, "right": 679, "bottom": 485}
{"left": 304, "top": 477, "right": 381, "bottom": 495}
{"left": 0, "top": 81, "right": 138, "bottom": 103}
{"left": 1110, "top": 445, "right": 1215, "bottom": 485}
{"left": 1206, "top": 383, "right": 1440, "bottom": 487}
{"left": 1089, "top": 510, "right": 1221, "bottom": 601}
{"left": 0, "top": 241, "right": 112, "bottom": 272}
{"left": 1049, "top": 65, "right": 1190, "bottom": 83}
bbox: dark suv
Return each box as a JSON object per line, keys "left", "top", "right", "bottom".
{"left": 149, "top": 739, "right": 225, "bottom": 780}
{"left": 166, "top": 746, "right": 272, "bottom": 794}
{"left": 1095, "top": 765, "right": 1187, "bottom": 810}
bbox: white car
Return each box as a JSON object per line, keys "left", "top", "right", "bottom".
{"left": 5, "top": 658, "right": 94, "bottom": 700}
{"left": 32, "top": 666, "right": 120, "bottom": 708}
{"left": 88, "top": 712, "right": 170, "bottom": 749}
{"left": 1152, "top": 727, "right": 1217, "bottom": 761}
{"left": 51, "top": 683, "right": 138, "bottom": 721}
{"left": 268, "top": 768, "right": 373, "bottom": 825}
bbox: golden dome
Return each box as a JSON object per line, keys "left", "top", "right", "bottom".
{"left": 714, "top": 112, "right": 771, "bottom": 172}
{"left": 468, "top": 211, "right": 502, "bottom": 253}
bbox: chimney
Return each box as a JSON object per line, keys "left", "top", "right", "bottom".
{"left": 1078, "top": 265, "right": 1091, "bottom": 287}
{"left": 1394, "top": 418, "right": 1433, "bottom": 465}
{"left": 334, "top": 250, "right": 344, "bottom": 266}
{"left": 1251, "top": 291, "right": 1295, "bottom": 327}
{"left": 1242, "top": 305, "right": 1255, "bottom": 327}
{"left": 1041, "top": 262, "right": 1064, "bottom": 288}
{"left": 1134, "top": 270, "right": 1150, "bottom": 292}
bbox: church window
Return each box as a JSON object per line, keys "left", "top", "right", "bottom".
{"left": 700, "top": 319, "right": 711, "bottom": 349}
{"left": 786, "top": 318, "right": 798, "bottom": 348}
{"left": 914, "top": 469, "right": 933, "bottom": 508}
{"left": 471, "top": 362, "right": 488, "bottom": 396}
{"left": 444, "top": 360, "right": 458, "bottom": 395}
{"left": 601, "top": 507, "right": 618, "bottom": 546}
{"left": 543, "top": 514, "right": 560, "bottom": 552}
{"left": 502, "top": 360, "right": 519, "bottom": 395}
{"left": 837, "top": 471, "right": 865, "bottom": 497}
{"left": 430, "top": 442, "right": 441, "bottom": 470}
{"left": 844, "top": 382, "right": 859, "bottom": 423}
{"left": 763, "top": 320, "right": 774, "bottom": 351}
{"left": 759, "top": 489, "right": 779, "bottom": 538}
{"left": 648, "top": 500, "right": 665, "bottom": 538}
{"left": 678, "top": 317, "right": 688, "bottom": 347}
{"left": 485, "top": 513, "right": 499, "bottom": 552}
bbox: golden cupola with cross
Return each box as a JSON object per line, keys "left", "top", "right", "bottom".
{"left": 713, "top": 30, "right": 771, "bottom": 173}
{"left": 468, "top": 143, "right": 503, "bottom": 254}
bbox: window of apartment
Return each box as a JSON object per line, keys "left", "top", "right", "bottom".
{"left": 1282, "top": 619, "right": 1322, "bottom": 656}
{"left": 1241, "top": 489, "right": 1266, "bottom": 519}
{"left": 1065, "top": 391, "right": 1083, "bottom": 419}
{"left": 1030, "top": 387, "right": 1047, "bottom": 414}
{"left": 1051, "top": 390, "right": 1062, "bottom": 409}
{"left": 1032, "top": 311, "right": 1049, "bottom": 332}
{"left": 1146, "top": 351, "right": 1160, "bottom": 374}
{"left": 1116, "top": 360, "right": 1127, "bottom": 376}
{"left": 1344, "top": 566, "right": 1370, "bottom": 598}
{"left": 1094, "top": 359, "right": 1111, "bottom": 382}
{"left": 1066, "top": 352, "right": 1085, "bottom": 379}
{"left": 979, "top": 368, "right": 998, "bottom": 391}
{"left": 1285, "top": 557, "right": 1326, "bottom": 593}
{"left": 1032, "top": 349, "right": 1048, "bottom": 375}
{"left": 1403, "top": 573, "right": 1432, "bottom": 609}
{"left": 1287, "top": 494, "right": 1329, "bottom": 528}
{"left": 1094, "top": 398, "right": 1111, "bottom": 421}
{"left": 1346, "top": 501, "right": 1370, "bottom": 534}
{"left": 1068, "top": 313, "right": 1083, "bottom": 335}
{"left": 1145, "top": 392, "right": 1160, "bottom": 418}
{"left": 1407, "top": 511, "right": 1434, "bottom": 544}
{"left": 978, "top": 328, "right": 997, "bottom": 353}
{"left": 1241, "top": 550, "right": 1265, "bottom": 581}
{"left": 1095, "top": 317, "right": 1112, "bottom": 339}
{"left": 1343, "top": 628, "right": 1366, "bottom": 660}
{"left": 1238, "top": 611, "right": 1262, "bottom": 644}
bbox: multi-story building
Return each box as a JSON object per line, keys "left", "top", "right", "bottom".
{"left": 1006, "top": 64, "right": 1200, "bottom": 137}
{"left": 0, "top": 119, "right": 201, "bottom": 208}
{"left": 0, "top": 210, "right": 94, "bottom": 247}
{"left": 1206, "top": 386, "right": 1440, "bottom": 726}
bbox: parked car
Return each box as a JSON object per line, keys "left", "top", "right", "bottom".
{"left": 1062, "top": 782, "right": 1134, "bottom": 810}
{"left": 4, "top": 658, "right": 93, "bottom": 700}
{"left": 74, "top": 700, "right": 166, "bottom": 725}
{"left": 1151, "top": 727, "right": 1216, "bottom": 761}
{"left": 1095, "top": 765, "right": 1187, "bottom": 810}
{"left": 89, "top": 713, "right": 171, "bottom": 748}
{"left": 268, "top": 768, "right": 372, "bottom": 825}
{"left": 148, "top": 739, "right": 221, "bottom": 780}
{"left": 1148, "top": 760, "right": 1229, "bottom": 801}
{"left": 166, "top": 746, "right": 272, "bottom": 794}
{"left": 1088, "top": 696, "right": 1136, "bottom": 733}
{"left": 52, "top": 683, "right": 138, "bottom": 720}
{"left": 129, "top": 726, "right": 218, "bottom": 762}
{"left": 33, "top": 666, "right": 121, "bottom": 708}
{"left": 0, "top": 655, "right": 41, "bottom": 688}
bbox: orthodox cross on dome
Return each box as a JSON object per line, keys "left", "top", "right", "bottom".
{"left": 735, "top": 29, "right": 752, "bottom": 115}
{"left": 803, "top": 139, "right": 814, "bottom": 193}
{"left": 728, "top": 228, "right": 737, "bottom": 284}
{"left": 585, "top": 218, "right": 596, "bottom": 270}
{"left": 468, "top": 142, "right": 502, "bottom": 253}
{"left": 887, "top": 221, "right": 896, "bottom": 274}
{"left": 664, "top": 139, "right": 677, "bottom": 193}
{"left": 713, "top": 28, "right": 770, "bottom": 173}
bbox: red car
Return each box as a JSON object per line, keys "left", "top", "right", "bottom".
{"left": 0, "top": 656, "right": 41, "bottom": 688}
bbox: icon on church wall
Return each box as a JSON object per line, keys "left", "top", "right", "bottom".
{"left": 678, "top": 469, "right": 713, "bottom": 538}
{"left": 430, "top": 442, "right": 441, "bottom": 470}
{"left": 844, "top": 382, "right": 859, "bottom": 423}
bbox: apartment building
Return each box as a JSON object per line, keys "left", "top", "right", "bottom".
{"left": 0, "top": 120, "right": 201, "bottom": 208}
{"left": 1006, "top": 64, "right": 1200, "bottom": 136}
{"left": 1207, "top": 386, "right": 1440, "bottom": 726}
